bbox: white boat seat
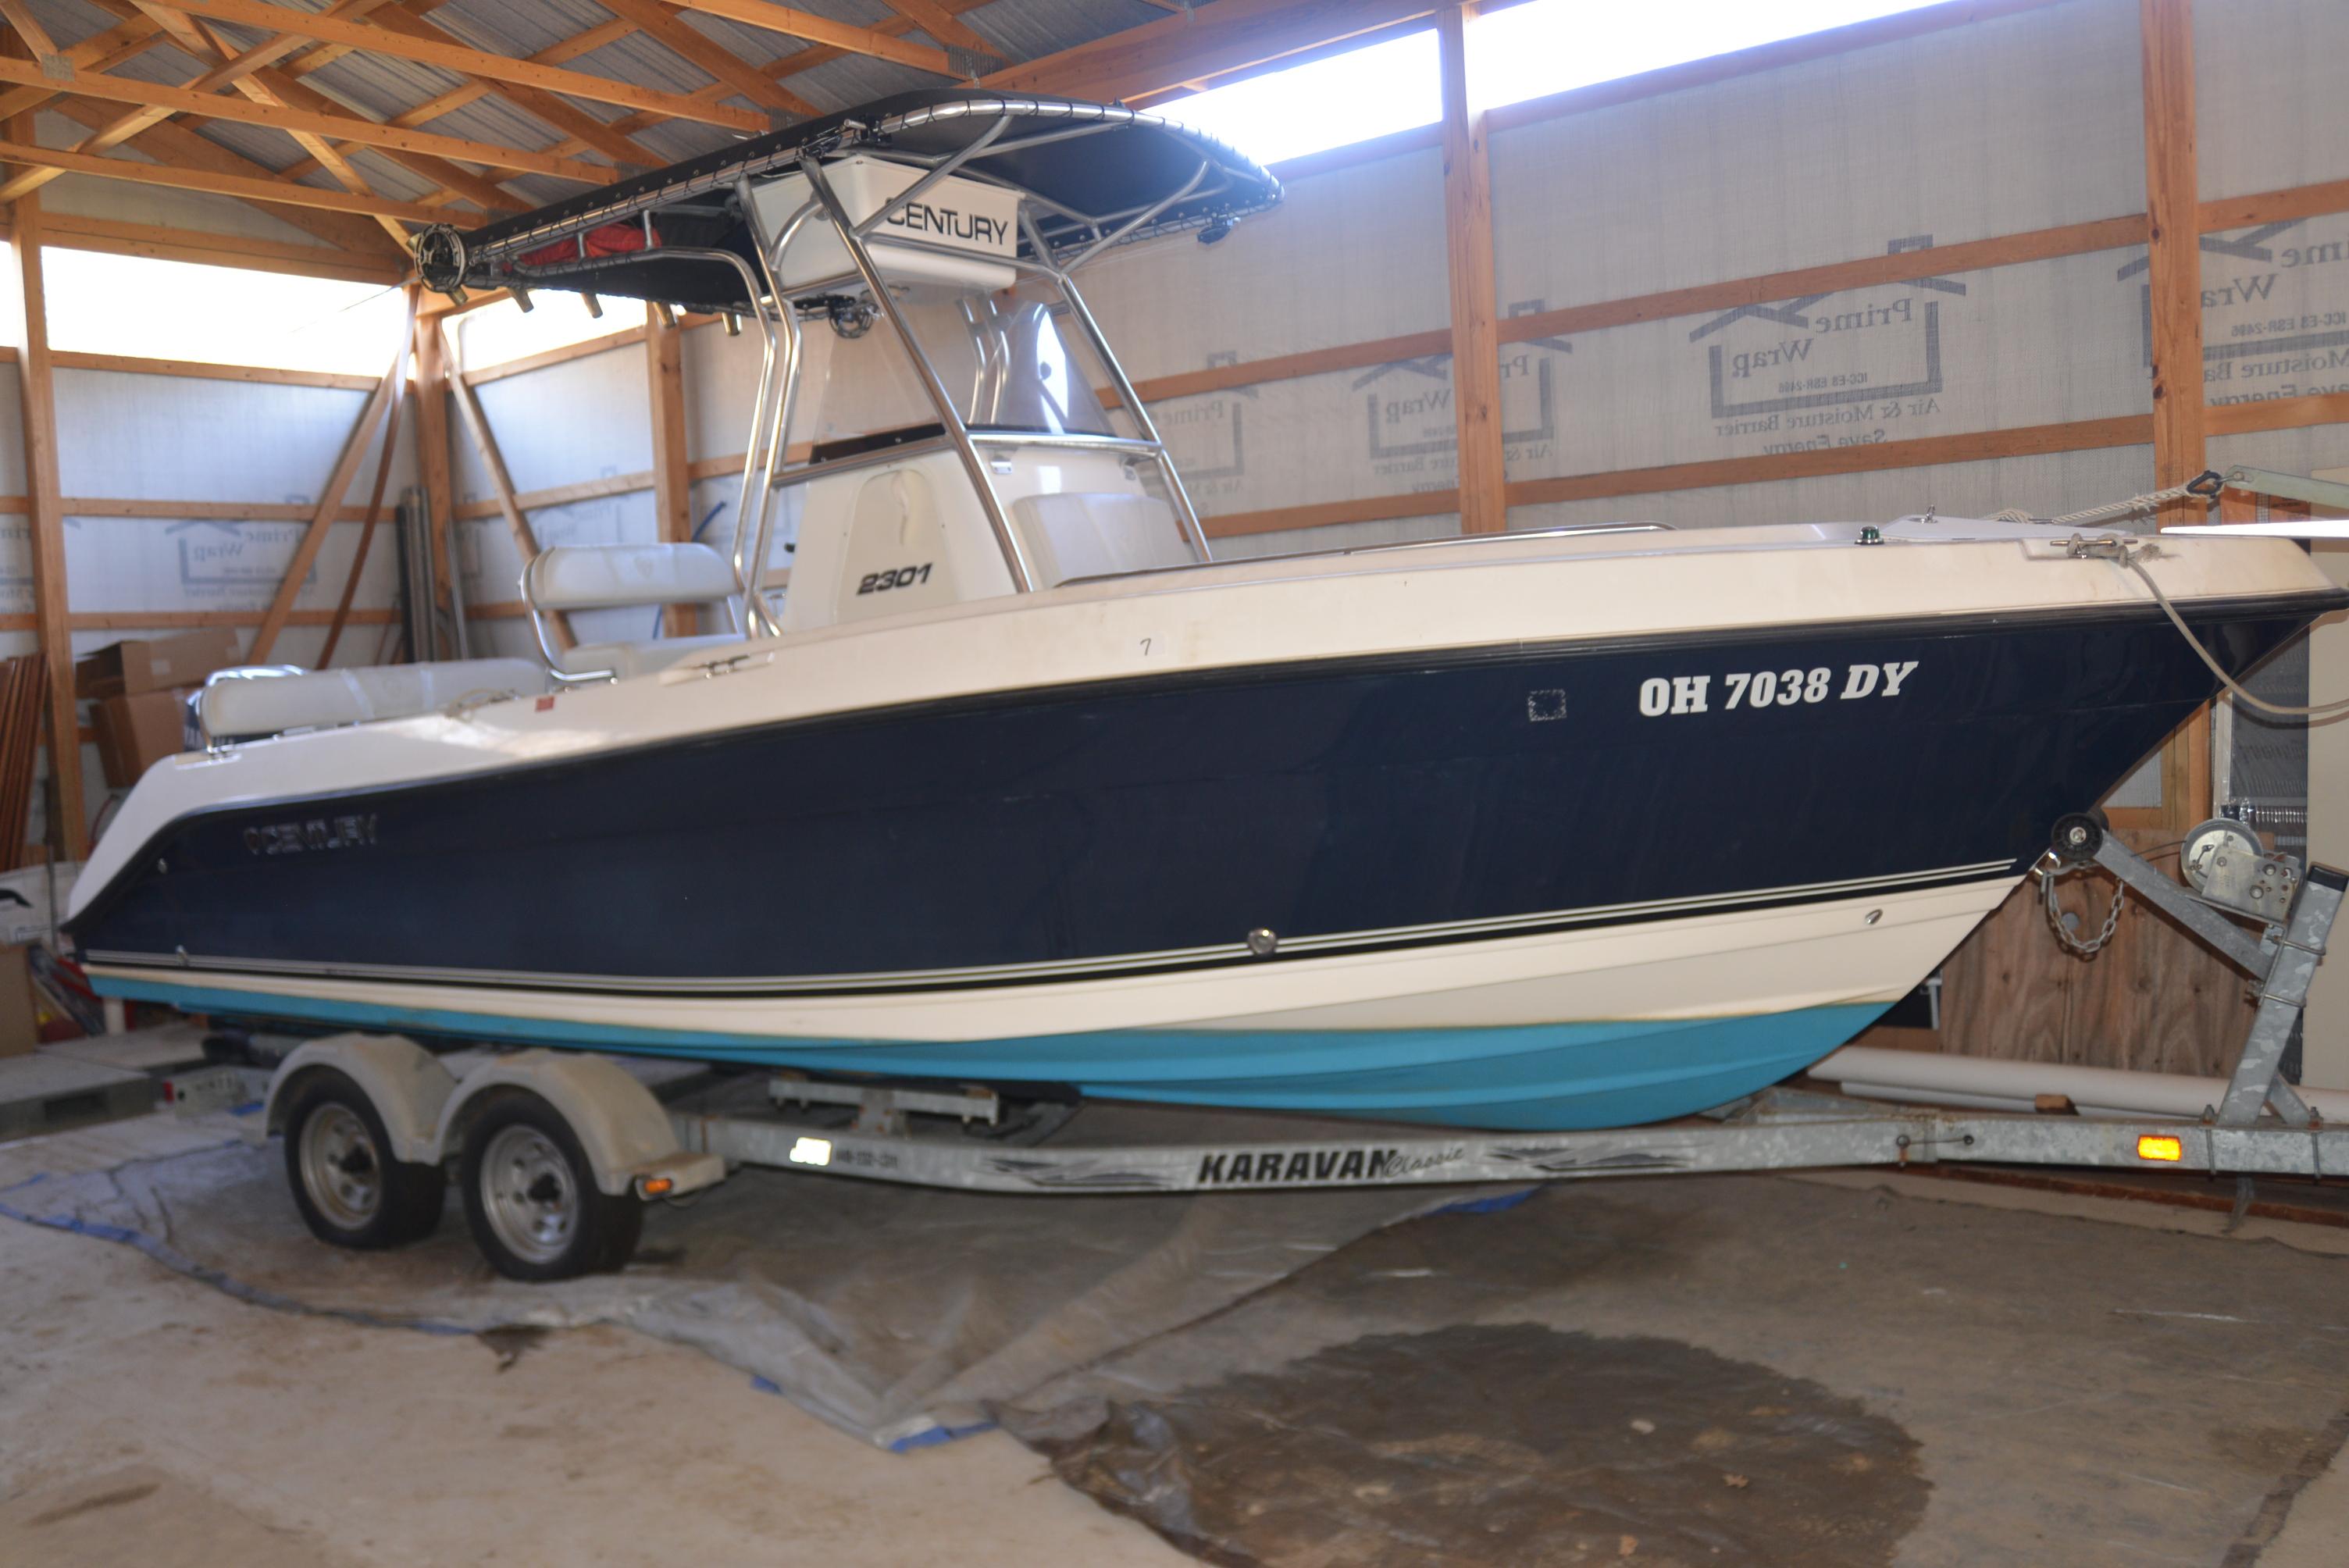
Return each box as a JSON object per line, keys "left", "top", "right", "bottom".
{"left": 525, "top": 541, "right": 741, "bottom": 612}
{"left": 524, "top": 541, "right": 745, "bottom": 680}
{"left": 1011, "top": 492, "right": 1194, "bottom": 586}
{"left": 198, "top": 658, "right": 550, "bottom": 743}
{"left": 554, "top": 633, "right": 745, "bottom": 681}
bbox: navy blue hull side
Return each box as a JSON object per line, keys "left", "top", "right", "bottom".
{"left": 70, "top": 600, "right": 2326, "bottom": 989}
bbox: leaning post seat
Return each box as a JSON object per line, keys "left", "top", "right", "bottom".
{"left": 523, "top": 540, "right": 748, "bottom": 681}
{"left": 197, "top": 659, "right": 552, "bottom": 746}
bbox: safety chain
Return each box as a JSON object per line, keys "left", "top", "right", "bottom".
{"left": 2041, "top": 858, "right": 2126, "bottom": 956}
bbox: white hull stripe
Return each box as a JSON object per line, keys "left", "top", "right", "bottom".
{"left": 84, "top": 858, "right": 2016, "bottom": 997}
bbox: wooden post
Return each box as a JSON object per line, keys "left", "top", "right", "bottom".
{"left": 320, "top": 286, "right": 420, "bottom": 666}
{"left": 646, "top": 309, "right": 693, "bottom": 636}
{"left": 6, "top": 81, "right": 87, "bottom": 857}
{"left": 1436, "top": 2, "right": 1506, "bottom": 536}
{"left": 246, "top": 326, "right": 407, "bottom": 663}
{"left": 2140, "top": 0, "right": 2210, "bottom": 825}
{"left": 413, "top": 316, "right": 459, "bottom": 657}
{"left": 450, "top": 369, "right": 574, "bottom": 652}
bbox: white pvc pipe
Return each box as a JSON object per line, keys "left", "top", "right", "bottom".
{"left": 1809, "top": 1046, "right": 2349, "bottom": 1123}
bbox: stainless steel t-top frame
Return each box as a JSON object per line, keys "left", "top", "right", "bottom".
{"left": 500, "top": 110, "right": 1234, "bottom": 636}
{"left": 740, "top": 118, "right": 1220, "bottom": 606}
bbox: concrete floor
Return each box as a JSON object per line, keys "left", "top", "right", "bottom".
{"left": 0, "top": 1114, "right": 1185, "bottom": 1567}
{"left": 5, "top": 1115, "right": 2349, "bottom": 1565}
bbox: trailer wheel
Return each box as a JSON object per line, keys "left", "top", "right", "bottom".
{"left": 458, "top": 1090, "right": 643, "bottom": 1281}
{"left": 283, "top": 1069, "right": 446, "bottom": 1249}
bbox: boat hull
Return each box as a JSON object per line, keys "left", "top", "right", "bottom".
{"left": 66, "top": 574, "right": 2339, "bottom": 1130}
{"left": 94, "top": 877, "right": 2004, "bottom": 1128}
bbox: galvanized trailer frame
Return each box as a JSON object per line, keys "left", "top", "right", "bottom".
{"left": 666, "top": 829, "right": 2345, "bottom": 1196}
{"left": 254, "top": 828, "right": 2343, "bottom": 1278}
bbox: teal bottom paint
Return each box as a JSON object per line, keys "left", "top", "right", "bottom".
{"left": 98, "top": 977, "right": 1887, "bottom": 1131}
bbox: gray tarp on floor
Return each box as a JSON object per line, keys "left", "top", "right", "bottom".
{"left": 1000, "top": 1175, "right": 2349, "bottom": 1566}
{"left": 0, "top": 1112, "right": 1494, "bottom": 1450}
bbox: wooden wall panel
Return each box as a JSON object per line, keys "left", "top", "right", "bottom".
{"left": 1931, "top": 830, "right": 2258, "bottom": 1077}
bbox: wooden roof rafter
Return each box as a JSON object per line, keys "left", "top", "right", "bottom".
{"left": 0, "top": 0, "right": 405, "bottom": 207}
{"left": 554, "top": 0, "right": 996, "bottom": 154}
{"left": 123, "top": 0, "right": 426, "bottom": 244}
{"left": 157, "top": 0, "right": 769, "bottom": 131}
{"left": 40, "top": 92, "right": 406, "bottom": 255}
{"left": 0, "top": 55, "right": 621, "bottom": 185}
{"left": 267, "top": 5, "right": 668, "bottom": 184}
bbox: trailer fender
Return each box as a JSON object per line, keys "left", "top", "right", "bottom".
{"left": 266, "top": 1033, "right": 455, "bottom": 1166}
{"left": 435, "top": 1051, "right": 708, "bottom": 1197}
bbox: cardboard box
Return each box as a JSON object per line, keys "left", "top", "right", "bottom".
{"left": 74, "top": 629, "right": 241, "bottom": 700}
{"left": 0, "top": 946, "right": 34, "bottom": 1059}
{"left": 94, "top": 690, "right": 192, "bottom": 788}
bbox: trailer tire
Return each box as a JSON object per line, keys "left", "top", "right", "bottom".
{"left": 283, "top": 1069, "right": 446, "bottom": 1249}
{"left": 458, "top": 1090, "right": 642, "bottom": 1281}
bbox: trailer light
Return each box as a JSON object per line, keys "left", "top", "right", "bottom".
{"left": 639, "top": 1176, "right": 675, "bottom": 1197}
{"left": 2137, "top": 1135, "right": 2184, "bottom": 1163}
{"left": 789, "top": 1136, "right": 833, "bottom": 1167}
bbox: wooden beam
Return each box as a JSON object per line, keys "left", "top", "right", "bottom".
{"left": 5, "top": 83, "right": 87, "bottom": 859}
{"left": 0, "top": 10, "right": 159, "bottom": 125}
{"left": 103, "top": 0, "right": 413, "bottom": 246}
{"left": 1206, "top": 489, "right": 1460, "bottom": 540}
{"left": 879, "top": 0, "right": 993, "bottom": 56}
{"left": 322, "top": 286, "right": 416, "bottom": 665}
{"left": 37, "top": 212, "right": 406, "bottom": 285}
{"left": 1507, "top": 415, "right": 2153, "bottom": 508}
{"left": 1499, "top": 214, "right": 2152, "bottom": 344}
{"left": 1113, "top": 330, "right": 1453, "bottom": 408}
{"left": 449, "top": 445, "right": 803, "bottom": 522}
{"left": 451, "top": 469, "right": 657, "bottom": 521}
{"left": 595, "top": 0, "right": 819, "bottom": 117}
{"left": 1436, "top": 4, "right": 1504, "bottom": 536}
{"left": 0, "top": 0, "right": 69, "bottom": 69}
{"left": 985, "top": 0, "right": 1433, "bottom": 102}
{"left": 448, "top": 365, "right": 574, "bottom": 651}
{"left": 1107, "top": 214, "right": 2151, "bottom": 415}
{"left": 2206, "top": 391, "right": 2349, "bottom": 437}
{"left": 665, "top": 0, "right": 961, "bottom": 76}
{"left": 2141, "top": 0, "right": 2205, "bottom": 529}
{"left": 55, "top": 608, "right": 401, "bottom": 631}
{"left": 464, "top": 323, "right": 650, "bottom": 383}
{"left": 246, "top": 295, "right": 414, "bottom": 661}
{"left": 49, "top": 349, "right": 379, "bottom": 390}
{"left": 45, "top": 94, "right": 405, "bottom": 258}
{"left": 2139, "top": 0, "right": 2207, "bottom": 829}
{"left": 0, "top": 0, "right": 401, "bottom": 203}
{"left": 282, "top": 14, "right": 629, "bottom": 162}
{"left": 413, "top": 316, "right": 459, "bottom": 654}
{"left": 0, "top": 136, "right": 456, "bottom": 225}
{"left": 1194, "top": 415, "right": 2156, "bottom": 541}
{"left": 0, "top": 59, "right": 616, "bottom": 186}
{"left": 2198, "top": 177, "right": 2349, "bottom": 233}
{"left": 298, "top": 4, "right": 672, "bottom": 176}
{"left": 162, "top": 0, "right": 768, "bottom": 132}
{"left": 647, "top": 310, "right": 694, "bottom": 636}
{"left": 564, "top": 0, "right": 989, "bottom": 150}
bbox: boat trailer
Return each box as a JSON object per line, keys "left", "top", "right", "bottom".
{"left": 233, "top": 820, "right": 2342, "bottom": 1278}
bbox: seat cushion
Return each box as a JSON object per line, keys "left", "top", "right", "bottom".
{"left": 200, "top": 658, "right": 551, "bottom": 741}
{"left": 527, "top": 542, "right": 740, "bottom": 612}
{"left": 555, "top": 633, "right": 747, "bottom": 680}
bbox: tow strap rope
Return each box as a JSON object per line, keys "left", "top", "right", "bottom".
{"left": 2036, "top": 469, "right": 2349, "bottom": 720}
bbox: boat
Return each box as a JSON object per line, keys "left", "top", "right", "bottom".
{"left": 61, "top": 90, "right": 2347, "bottom": 1131}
